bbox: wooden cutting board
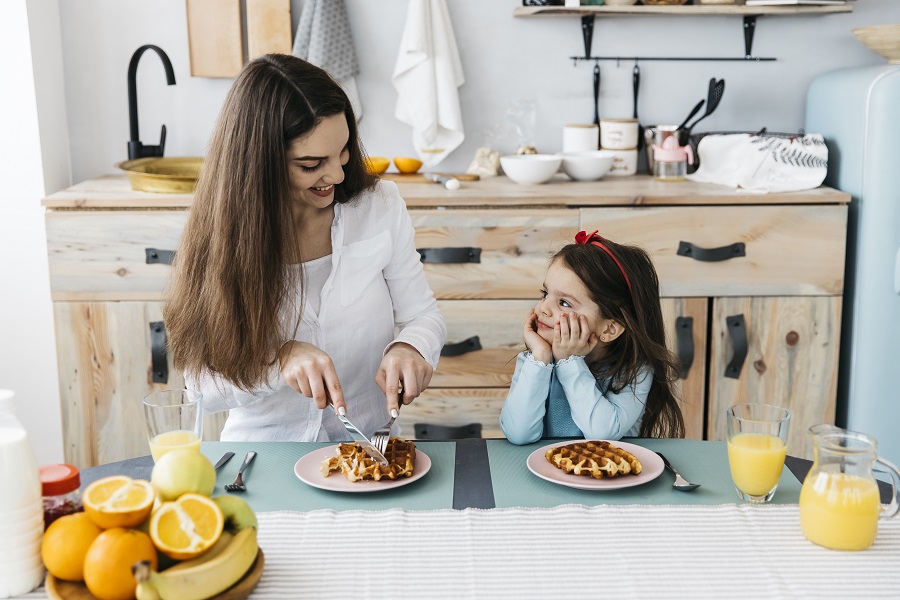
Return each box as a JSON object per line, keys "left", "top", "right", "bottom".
{"left": 381, "top": 173, "right": 480, "bottom": 183}
{"left": 246, "top": 0, "right": 292, "bottom": 61}
{"left": 186, "top": 0, "right": 243, "bottom": 78}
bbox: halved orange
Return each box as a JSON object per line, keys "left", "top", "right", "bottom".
{"left": 364, "top": 156, "right": 390, "bottom": 175}
{"left": 149, "top": 493, "right": 224, "bottom": 560}
{"left": 393, "top": 156, "right": 423, "bottom": 174}
{"left": 83, "top": 475, "right": 156, "bottom": 529}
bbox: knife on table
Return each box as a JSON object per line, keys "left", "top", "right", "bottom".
{"left": 326, "top": 399, "right": 389, "bottom": 466}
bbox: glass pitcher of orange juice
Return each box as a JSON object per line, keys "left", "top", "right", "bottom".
{"left": 799, "top": 424, "right": 900, "bottom": 551}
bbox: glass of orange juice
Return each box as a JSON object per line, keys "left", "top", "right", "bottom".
{"left": 726, "top": 403, "right": 791, "bottom": 503}
{"left": 142, "top": 390, "right": 203, "bottom": 462}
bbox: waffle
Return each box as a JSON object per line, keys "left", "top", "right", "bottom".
{"left": 545, "top": 440, "right": 643, "bottom": 479}
{"left": 321, "top": 437, "right": 416, "bottom": 482}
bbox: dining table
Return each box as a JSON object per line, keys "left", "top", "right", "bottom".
{"left": 18, "top": 438, "right": 900, "bottom": 599}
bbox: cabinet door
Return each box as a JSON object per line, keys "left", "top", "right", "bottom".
{"left": 53, "top": 302, "right": 227, "bottom": 468}
{"left": 660, "top": 298, "right": 708, "bottom": 440}
{"left": 707, "top": 296, "right": 841, "bottom": 459}
{"left": 398, "top": 388, "right": 507, "bottom": 440}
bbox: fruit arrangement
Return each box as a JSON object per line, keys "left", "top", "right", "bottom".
{"left": 40, "top": 449, "right": 261, "bottom": 600}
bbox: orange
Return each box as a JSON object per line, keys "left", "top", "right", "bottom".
{"left": 364, "top": 156, "right": 390, "bottom": 175}
{"left": 83, "top": 475, "right": 155, "bottom": 529}
{"left": 41, "top": 512, "right": 103, "bottom": 582}
{"left": 83, "top": 528, "right": 158, "bottom": 600}
{"left": 149, "top": 493, "right": 224, "bottom": 560}
{"left": 393, "top": 156, "right": 423, "bottom": 174}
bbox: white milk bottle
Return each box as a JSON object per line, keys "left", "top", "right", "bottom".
{"left": 0, "top": 390, "right": 46, "bottom": 597}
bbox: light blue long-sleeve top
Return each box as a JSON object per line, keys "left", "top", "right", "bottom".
{"left": 499, "top": 352, "right": 652, "bottom": 445}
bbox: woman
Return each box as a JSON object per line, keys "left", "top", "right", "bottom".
{"left": 164, "top": 54, "right": 446, "bottom": 442}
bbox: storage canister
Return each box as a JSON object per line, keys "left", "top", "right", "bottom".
{"left": 40, "top": 464, "right": 83, "bottom": 530}
{"left": 652, "top": 136, "right": 694, "bottom": 181}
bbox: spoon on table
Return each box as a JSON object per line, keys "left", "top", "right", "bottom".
{"left": 656, "top": 452, "right": 700, "bottom": 492}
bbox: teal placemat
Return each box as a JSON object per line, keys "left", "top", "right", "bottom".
{"left": 201, "top": 441, "right": 455, "bottom": 512}
{"left": 487, "top": 438, "right": 803, "bottom": 508}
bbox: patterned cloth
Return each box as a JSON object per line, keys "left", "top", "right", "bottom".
{"left": 292, "top": 0, "right": 358, "bottom": 81}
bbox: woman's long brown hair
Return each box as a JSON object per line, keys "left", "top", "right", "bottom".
{"left": 553, "top": 240, "right": 685, "bottom": 439}
{"left": 163, "top": 54, "right": 377, "bottom": 391}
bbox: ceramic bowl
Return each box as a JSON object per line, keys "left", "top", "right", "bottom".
{"left": 557, "top": 150, "right": 616, "bottom": 181}
{"left": 853, "top": 25, "right": 900, "bottom": 64}
{"left": 500, "top": 154, "right": 561, "bottom": 185}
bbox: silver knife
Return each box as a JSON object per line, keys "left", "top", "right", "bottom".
{"left": 326, "top": 400, "right": 389, "bottom": 466}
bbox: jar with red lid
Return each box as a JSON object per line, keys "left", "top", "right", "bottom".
{"left": 39, "top": 464, "right": 83, "bottom": 529}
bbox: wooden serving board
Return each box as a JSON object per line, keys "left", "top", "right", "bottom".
{"left": 186, "top": 0, "right": 244, "bottom": 78}
{"left": 381, "top": 173, "right": 480, "bottom": 183}
{"left": 246, "top": 0, "right": 292, "bottom": 61}
{"left": 45, "top": 549, "right": 264, "bottom": 600}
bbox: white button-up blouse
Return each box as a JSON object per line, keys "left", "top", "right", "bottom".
{"left": 186, "top": 180, "right": 447, "bottom": 442}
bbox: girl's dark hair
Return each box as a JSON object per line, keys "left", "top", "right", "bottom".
{"left": 164, "top": 54, "right": 378, "bottom": 390}
{"left": 552, "top": 239, "right": 685, "bottom": 439}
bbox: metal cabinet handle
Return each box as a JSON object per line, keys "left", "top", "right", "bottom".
{"left": 145, "top": 248, "right": 176, "bottom": 265}
{"left": 677, "top": 241, "right": 745, "bottom": 262}
{"left": 150, "top": 321, "right": 168, "bottom": 383}
{"left": 724, "top": 314, "right": 748, "bottom": 379}
{"left": 418, "top": 247, "right": 481, "bottom": 264}
{"left": 674, "top": 316, "right": 694, "bottom": 379}
{"left": 440, "top": 336, "right": 482, "bottom": 357}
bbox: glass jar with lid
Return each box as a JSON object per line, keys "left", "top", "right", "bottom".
{"left": 39, "top": 464, "right": 83, "bottom": 529}
{"left": 651, "top": 136, "right": 694, "bottom": 182}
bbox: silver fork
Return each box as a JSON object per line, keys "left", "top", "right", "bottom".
{"left": 371, "top": 407, "right": 399, "bottom": 455}
{"left": 224, "top": 451, "right": 257, "bottom": 493}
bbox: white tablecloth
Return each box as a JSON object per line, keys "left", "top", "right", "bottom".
{"left": 16, "top": 504, "right": 900, "bottom": 599}
{"left": 250, "top": 505, "right": 900, "bottom": 599}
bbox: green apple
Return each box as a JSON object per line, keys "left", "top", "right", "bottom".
{"left": 212, "top": 495, "right": 258, "bottom": 531}
{"left": 150, "top": 449, "right": 216, "bottom": 501}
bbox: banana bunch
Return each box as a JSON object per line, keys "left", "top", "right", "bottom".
{"left": 133, "top": 527, "right": 259, "bottom": 600}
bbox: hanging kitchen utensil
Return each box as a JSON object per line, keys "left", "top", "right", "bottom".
{"left": 685, "top": 78, "right": 726, "bottom": 138}
{"left": 592, "top": 63, "right": 601, "bottom": 126}
{"left": 633, "top": 62, "right": 644, "bottom": 151}
{"left": 677, "top": 99, "right": 705, "bottom": 132}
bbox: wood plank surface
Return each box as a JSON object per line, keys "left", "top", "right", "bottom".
{"left": 661, "top": 298, "right": 708, "bottom": 441}
{"left": 246, "top": 0, "right": 292, "bottom": 60}
{"left": 46, "top": 210, "right": 187, "bottom": 301}
{"left": 186, "top": 0, "right": 243, "bottom": 78}
{"left": 581, "top": 205, "right": 847, "bottom": 297}
{"left": 42, "top": 175, "right": 851, "bottom": 210}
{"left": 412, "top": 208, "right": 578, "bottom": 299}
{"left": 706, "top": 296, "right": 841, "bottom": 461}
{"left": 398, "top": 388, "right": 508, "bottom": 440}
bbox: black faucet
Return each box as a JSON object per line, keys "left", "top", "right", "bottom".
{"left": 127, "top": 45, "right": 176, "bottom": 160}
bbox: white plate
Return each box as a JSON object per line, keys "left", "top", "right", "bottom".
{"left": 294, "top": 446, "right": 431, "bottom": 493}
{"left": 527, "top": 440, "right": 664, "bottom": 491}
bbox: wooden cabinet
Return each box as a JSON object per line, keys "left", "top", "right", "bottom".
{"left": 43, "top": 175, "right": 849, "bottom": 466}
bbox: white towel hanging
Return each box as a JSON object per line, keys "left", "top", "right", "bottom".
{"left": 392, "top": 0, "right": 466, "bottom": 168}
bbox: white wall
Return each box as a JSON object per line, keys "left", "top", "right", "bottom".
{"left": 59, "top": 0, "right": 900, "bottom": 182}
{"left": 0, "top": 0, "right": 68, "bottom": 465}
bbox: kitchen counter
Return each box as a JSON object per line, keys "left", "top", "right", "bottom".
{"left": 42, "top": 174, "right": 850, "bottom": 209}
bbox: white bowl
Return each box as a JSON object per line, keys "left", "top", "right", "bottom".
{"left": 500, "top": 154, "right": 562, "bottom": 185}
{"left": 557, "top": 150, "right": 616, "bottom": 181}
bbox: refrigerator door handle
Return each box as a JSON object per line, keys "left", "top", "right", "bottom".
{"left": 895, "top": 247, "right": 900, "bottom": 295}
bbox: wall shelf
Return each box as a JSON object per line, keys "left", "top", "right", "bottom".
{"left": 515, "top": 3, "right": 853, "bottom": 63}
{"left": 513, "top": 5, "right": 853, "bottom": 18}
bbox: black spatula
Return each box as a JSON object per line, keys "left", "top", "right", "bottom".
{"left": 685, "top": 78, "right": 726, "bottom": 137}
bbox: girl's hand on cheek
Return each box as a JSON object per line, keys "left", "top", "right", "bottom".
{"left": 523, "top": 309, "right": 552, "bottom": 364}
{"left": 552, "top": 313, "right": 598, "bottom": 361}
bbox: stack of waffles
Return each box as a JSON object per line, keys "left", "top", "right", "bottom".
{"left": 545, "top": 440, "right": 643, "bottom": 479}
{"left": 321, "top": 437, "right": 417, "bottom": 482}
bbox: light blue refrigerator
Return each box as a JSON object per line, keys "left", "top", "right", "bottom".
{"left": 806, "top": 65, "right": 900, "bottom": 467}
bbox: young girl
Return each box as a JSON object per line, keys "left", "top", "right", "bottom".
{"left": 500, "top": 230, "right": 684, "bottom": 444}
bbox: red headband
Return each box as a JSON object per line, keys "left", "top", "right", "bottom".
{"left": 574, "top": 230, "right": 633, "bottom": 295}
